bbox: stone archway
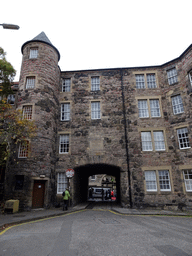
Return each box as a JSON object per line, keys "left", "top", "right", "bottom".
{"left": 72, "top": 164, "right": 121, "bottom": 205}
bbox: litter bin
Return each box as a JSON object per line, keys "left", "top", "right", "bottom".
{"left": 4, "top": 199, "right": 19, "bottom": 213}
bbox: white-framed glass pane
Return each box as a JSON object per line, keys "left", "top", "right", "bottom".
{"left": 91, "top": 77, "right": 100, "bottom": 91}
{"left": 57, "top": 173, "right": 68, "bottom": 193}
{"left": 18, "top": 141, "right": 29, "bottom": 158}
{"left": 59, "top": 135, "right": 69, "bottom": 153}
{"left": 183, "top": 170, "right": 192, "bottom": 192}
{"left": 141, "top": 132, "right": 153, "bottom": 151}
{"left": 158, "top": 170, "right": 171, "bottom": 191}
{"left": 171, "top": 95, "right": 184, "bottom": 115}
{"left": 61, "top": 103, "right": 70, "bottom": 121}
{"left": 91, "top": 101, "right": 101, "bottom": 119}
{"left": 153, "top": 131, "right": 165, "bottom": 151}
{"left": 62, "top": 79, "right": 71, "bottom": 92}
{"left": 90, "top": 175, "right": 96, "bottom": 180}
{"left": 145, "top": 171, "right": 157, "bottom": 191}
{"left": 29, "top": 48, "right": 38, "bottom": 59}
{"left": 147, "top": 74, "right": 156, "bottom": 88}
{"left": 136, "top": 74, "right": 145, "bottom": 89}
{"left": 167, "top": 68, "right": 178, "bottom": 85}
{"left": 7, "top": 94, "right": 15, "bottom": 105}
{"left": 138, "top": 100, "right": 149, "bottom": 118}
{"left": 150, "top": 99, "right": 161, "bottom": 117}
{"left": 26, "top": 77, "right": 35, "bottom": 89}
{"left": 189, "top": 71, "right": 192, "bottom": 87}
{"left": 23, "top": 105, "right": 32, "bottom": 120}
{"left": 177, "top": 128, "right": 190, "bottom": 149}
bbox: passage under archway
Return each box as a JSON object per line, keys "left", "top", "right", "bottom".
{"left": 73, "top": 164, "right": 121, "bottom": 205}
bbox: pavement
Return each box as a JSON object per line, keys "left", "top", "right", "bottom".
{"left": 0, "top": 202, "right": 192, "bottom": 232}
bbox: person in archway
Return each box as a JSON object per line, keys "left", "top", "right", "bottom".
{"left": 63, "top": 188, "right": 71, "bottom": 211}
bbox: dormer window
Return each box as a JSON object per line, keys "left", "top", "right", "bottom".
{"left": 29, "top": 48, "right": 38, "bottom": 59}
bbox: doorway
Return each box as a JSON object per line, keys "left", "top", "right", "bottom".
{"left": 32, "top": 180, "right": 45, "bottom": 208}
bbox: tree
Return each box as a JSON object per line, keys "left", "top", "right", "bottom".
{"left": 0, "top": 47, "right": 36, "bottom": 196}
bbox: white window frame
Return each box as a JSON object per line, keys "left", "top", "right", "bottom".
{"left": 145, "top": 170, "right": 171, "bottom": 192}
{"left": 136, "top": 74, "right": 145, "bottom": 89}
{"left": 91, "top": 101, "right": 101, "bottom": 119}
{"left": 57, "top": 173, "right": 68, "bottom": 194}
{"left": 91, "top": 77, "right": 100, "bottom": 91}
{"left": 18, "top": 141, "right": 29, "bottom": 158}
{"left": 147, "top": 74, "right": 157, "bottom": 88}
{"left": 141, "top": 131, "right": 165, "bottom": 151}
{"left": 183, "top": 170, "right": 192, "bottom": 192}
{"left": 61, "top": 103, "right": 70, "bottom": 121}
{"left": 177, "top": 128, "right": 190, "bottom": 149}
{"left": 23, "top": 105, "right": 32, "bottom": 120}
{"left": 90, "top": 175, "right": 96, "bottom": 180}
{"left": 188, "top": 71, "right": 192, "bottom": 87}
{"left": 138, "top": 99, "right": 161, "bottom": 118}
{"left": 62, "top": 79, "right": 71, "bottom": 92}
{"left": 29, "top": 48, "right": 38, "bottom": 59}
{"left": 171, "top": 95, "right": 184, "bottom": 115}
{"left": 145, "top": 171, "right": 157, "bottom": 191}
{"left": 26, "top": 77, "right": 35, "bottom": 89}
{"left": 59, "top": 134, "right": 69, "bottom": 154}
{"left": 138, "top": 100, "right": 149, "bottom": 118}
{"left": 167, "top": 68, "right": 178, "bottom": 85}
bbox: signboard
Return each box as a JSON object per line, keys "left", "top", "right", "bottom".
{"left": 66, "top": 168, "right": 74, "bottom": 178}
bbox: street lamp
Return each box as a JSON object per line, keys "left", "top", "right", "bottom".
{"left": 0, "top": 23, "right": 20, "bottom": 30}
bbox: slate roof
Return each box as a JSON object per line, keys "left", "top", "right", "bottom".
{"left": 21, "top": 31, "right": 60, "bottom": 61}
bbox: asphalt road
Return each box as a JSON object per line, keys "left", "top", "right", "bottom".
{"left": 0, "top": 208, "right": 192, "bottom": 256}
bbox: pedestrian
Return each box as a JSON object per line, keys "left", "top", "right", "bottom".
{"left": 63, "top": 188, "right": 71, "bottom": 211}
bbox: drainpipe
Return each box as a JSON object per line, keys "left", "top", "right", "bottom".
{"left": 120, "top": 69, "right": 133, "bottom": 208}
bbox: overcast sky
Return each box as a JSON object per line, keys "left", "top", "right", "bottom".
{"left": 1, "top": 0, "right": 192, "bottom": 81}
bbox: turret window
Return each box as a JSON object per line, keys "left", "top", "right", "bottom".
{"left": 61, "top": 103, "right": 70, "bottom": 121}
{"left": 171, "top": 95, "right": 184, "bottom": 115}
{"left": 18, "top": 141, "right": 29, "bottom": 158}
{"left": 188, "top": 71, "right": 192, "bottom": 86}
{"left": 177, "top": 127, "right": 190, "bottom": 149}
{"left": 167, "top": 67, "right": 178, "bottom": 85}
{"left": 29, "top": 48, "right": 38, "bottom": 59}
{"left": 91, "top": 101, "right": 101, "bottom": 119}
{"left": 59, "top": 134, "right": 69, "bottom": 153}
{"left": 23, "top": 105, "right": 32, "bottom": 120}
{"left": 26, "top": 77, "right": 35, "bottom": 89}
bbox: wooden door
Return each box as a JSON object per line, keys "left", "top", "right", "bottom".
{"left": 32, "top": 180, "right": 45, "bottom": 208}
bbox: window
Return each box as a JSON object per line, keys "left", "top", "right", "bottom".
{"left": 7, "top": 94, "right": 15, "bottom": 105}
{"left": 167, "top": 68, "right": 178, "bottom": 85}
{"left": 29, "top": 48, "right": 38, "bottom": 59}
{"left": 59, "top": 134, "right": 69, "bottom": 153}
{"left": 147, "top": 74, "right": 157, "bottom": 88}
{"left": 177, "top": 128, "right": 190, "bottom": 149}
{"left": 145, "top": 170, "right": 171, "bottom": 192}
{"left": 136, "top": 74, "right": 145, "bottom": 89}
{"left": 183, "top": 170, "right": 192, "bottom": 192}
{"left": 138, "top": 99, "right": 161, "bottom": 118}
{"left": 90, "top": 175, "right": 96, "bottom": 180}
{"left": 171, "top": 95, "right": 184, "bottom": 115}
{"left": 141, "top": 131, "right": 165, "bottom": 151}
{"left": 135, "top": 73, "right": 157, "bottom": 89}
{"left": 91, "top": 101, "right": 101, "bottom": 119}
{"left": 57, "top": 173, "right": 68, "bottom": 194}
{"left": 61, "top": 103, "right": 70, "bottom": 121}
{"left": 26, "top": 77, "right": 35, "bottom": 89}
{"left": 91, "top": 77, "right": 100, "bottom": 91}
{"left": 145, "top": 171, "right": 157, "bottom": 191}
{"left": 138, "top": 100, "right": 149, "bottom": 118}
{"left": 23, "top": 105, "right": 32, "bottom": 120}
{"left": 189, "top": 71, "right": 192, "bottom": 86}
{"left": 15, "top": 175, "right": 24, "bottom": 190}
{"left": 62, "top": 79, "right": 71, "bottom": 92}
{"left": 18, "top": 141, "right": 29, "bottom": 158}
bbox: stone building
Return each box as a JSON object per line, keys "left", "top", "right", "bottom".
{"left": 4, "top": 32, "right": 192, "bottom": 210}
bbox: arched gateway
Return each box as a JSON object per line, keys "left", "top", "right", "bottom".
{"left": 72, "top": 164, "right": 121, "bottom": 205}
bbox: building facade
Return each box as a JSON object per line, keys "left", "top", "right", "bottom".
{"left": 4, "top": 32, "right": 192, "bottom": 210}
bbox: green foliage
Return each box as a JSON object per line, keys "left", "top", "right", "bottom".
{"left": 0, "top": 47, "right": 16, "bottom": 97}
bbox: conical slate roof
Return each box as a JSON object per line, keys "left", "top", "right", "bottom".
{"left": 21, "top": 31, "right": 60, "bottom": 61}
